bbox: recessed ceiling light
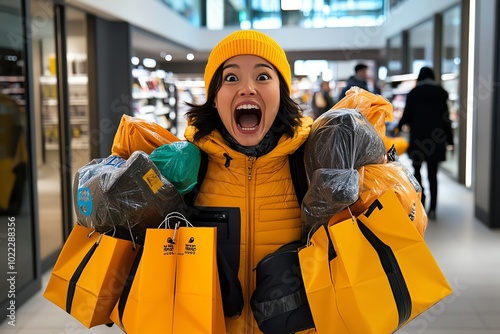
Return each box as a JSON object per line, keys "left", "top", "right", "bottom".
{"left": 143, "top": 58, "right": 156, "bottom": 68}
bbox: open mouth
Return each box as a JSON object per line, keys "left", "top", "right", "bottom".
{"left": 235, "top": 104, "right": 262, "bottom": 133}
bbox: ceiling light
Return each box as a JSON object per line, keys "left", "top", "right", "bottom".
{"left": 165, "top": 54, "right": 172, "bottom": 61}
{"left": 186, "top": 53, "right": 194, "bottom": 61}
{"left": 131, "top": 56, "right": 140, "bottom": 65}
{"left": 143, "top": 58, "right": 156, "bottom": 68}
{"left": 281, "top": 0, "right": 302, "bottom": 11}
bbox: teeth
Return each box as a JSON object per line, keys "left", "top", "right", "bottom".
{"left": 236, "top": 104, "right": 259, "bottom": 110}
{"left": 238, "top": 124, "right": 258, "bottom": 131}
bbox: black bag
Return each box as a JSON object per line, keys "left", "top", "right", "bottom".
{"left": 250, "top": 241, "right": 315, "bottom": 334}
{"left": 188, "top": 206, "right": 244, "bottom": 318}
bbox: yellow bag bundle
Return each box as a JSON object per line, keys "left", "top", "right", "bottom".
{"left": 303, "top": 108, "right": 425, "bottom": 237}
{"left": 299, "top": 190, "right": 452, "bottom": 334}
{"left": 43, "top": 224, "right": 140, "bottom": 328}
{"left": 110, "top": 214, "right": 226, "bottom": 334}
{"left": 353, "top": 163, "right": 427, "bottom": 236}
{"left": 111, "top": 114, "right": 179, "bottom": 159}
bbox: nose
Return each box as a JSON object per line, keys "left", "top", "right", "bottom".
{"left": 239, "top": 80, "right": 256, "bottom": 96}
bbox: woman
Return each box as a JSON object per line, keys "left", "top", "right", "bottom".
{"left": 185, "top": 30, "right": 313, "bottom": 333}
{"left": 397, "top": 66, "right": 454, "bottom": 219}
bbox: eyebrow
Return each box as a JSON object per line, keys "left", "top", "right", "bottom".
{"left": 222, "top": 63, "right": 275, "bottom": 71}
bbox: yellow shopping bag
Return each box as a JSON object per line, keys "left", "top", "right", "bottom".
{"left": 111, "top": 213, "right": 225, "bottom": 333}
{"left": 173, "top": 225, "right": 226, "bottom": 334}
{"left": 299, "top": 189, "right": 452, "bottom": 333}
{"left": 111, "top": 114, "right": 179, "bottom": 159}
{"left": 43, "top": 224, "right": 140, "bottom": 328}
{"left": 110, "top": 226, "right": 177, "bottom": 333}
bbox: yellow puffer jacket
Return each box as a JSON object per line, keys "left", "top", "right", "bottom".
{"left": 184, "top": 116, "right": 313, "bottom": 334}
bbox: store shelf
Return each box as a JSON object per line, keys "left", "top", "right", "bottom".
{"left": 131, "top": 68, "right": 178, "bottom": 135}
{"left": 40, "top": 75, "right": 90, "bottom": 151}
{"left": 132, "top": 91, "right": 168, "bottom": 99}
{"left": 0, "top": 75, "right": 26, "bottom": 109}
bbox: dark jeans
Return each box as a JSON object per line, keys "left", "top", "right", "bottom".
{"left": 412, "top": 160, "right": 439, "bottom": 211}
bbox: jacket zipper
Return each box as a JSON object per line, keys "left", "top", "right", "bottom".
{"left": 247, "top": 156, "right": 256, "bottom": 180}
{"left": 246, "top": 156, "right": 256, "bottom": 333}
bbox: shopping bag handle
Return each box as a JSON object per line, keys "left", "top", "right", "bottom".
{"left": 159, "top": 211, "right": 193, "bottom": 228}
{"left": 158, "top": 212, "right": 194, "bottom": 244}
{"left": 102, "top": 224, "right": 138, "bottom": 250}
{"left": 306, "top": 206, "right": 358, "bottom": 246}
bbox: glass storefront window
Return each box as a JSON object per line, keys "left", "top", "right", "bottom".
{"left": 159, "top": 0, "right": 201, "bottom": 26}
{"left": 30, "top": 0, "right": 65, "bottom": 266}
{"left": 440, "top": 4, "right": 461, "bottom": 177}
{"left": 408, "top": 19, "right": 434, "bottom": 73}
{"left": 0, "top": 0, "right": 37, "bottom": 310}
{"left": 161, "top": 0, "right": 387, "bottom": 29}
{"left": 442, "top": 5, "right": 461, "bottom": 74}
{"left": 251, "top": 0, "right": 281, "bottom": 29}
{"left": 387, "top": 34, "right": 403, "bottom": 75}
{"left": 66, "top": 7, "right": 90, "bottom": 212}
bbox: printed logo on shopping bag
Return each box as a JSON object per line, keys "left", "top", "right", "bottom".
{"left": 142, "top": 168, "right": 164, "bottom": 194}
{"left": 182, "top": 236, "right": 196, "bottom": 255}
{"left": 163, "top": 237, "right": 176, "bottom": 255}
{"left": 164, "top": 243, "right": 175, "bottom": 256}
{"left": 77, "top": 187, "right": 92, "bottom": 216}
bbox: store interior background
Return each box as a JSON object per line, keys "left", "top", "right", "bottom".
{"left": 3, "top": 0, "right": 500, "bottom": 323}
{"left": 34, "top": 0, "right": 464, "bottom": 265}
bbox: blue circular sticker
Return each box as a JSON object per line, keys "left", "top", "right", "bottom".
{"left": 77, "top": 187, "right": 92, "bottom": 216}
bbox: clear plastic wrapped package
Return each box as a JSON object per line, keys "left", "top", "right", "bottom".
{"left": 302, "top": 108, "right": 386, "bottom": 230}
{"left": 333, "top": 86, "right": 409, "bottom": 155}
{"left": 304, "top": 108, "right": 386, "bottom": 176}
{"left": 73, "top": 151, "right": 186, "bottom": 244}
{"left": 301, "top": 168, "right": 359, "bottom": 229}
{"left": 302, "top": 107, "right": 427, "bottom": 236}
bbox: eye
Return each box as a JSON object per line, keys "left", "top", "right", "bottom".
{"left": 257, "top": 73, "right": 270, "bottom": 81}
{"left": 224, "top": 74, "right": 238, "bottom": 82}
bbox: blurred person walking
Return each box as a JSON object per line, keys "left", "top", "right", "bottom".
{"left": 311, "top": 80, "right": 335, "bottom": 119}
{"left": 338, "top": 63, "right": 369, "bottom": 100}
{"left": 396, "top": 66, "right": 454, "bottom": 220}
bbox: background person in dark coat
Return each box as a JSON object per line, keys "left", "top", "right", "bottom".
{"left": 338, "top": 63, "right": 369, "bottom": 100}
{"left": 397, "top": 66, "right": 454, "bottom": 219}
{"left": 311, "top": 80, "right": 335, "bottom": 119}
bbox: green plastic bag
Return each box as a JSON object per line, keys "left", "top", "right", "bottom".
{"left": 150, "top": 141, "right": 200, "bottom": 195}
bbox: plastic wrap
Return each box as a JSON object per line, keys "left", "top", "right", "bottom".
{"left": 150, "top": 141, "right": 201, "bottom": 195}
{"left": 111, "top": 114, "right": 179, "bottom": 159}
{"left": 353, "top": 163, "right": 427, "bottom": 236}
{"left": 305, "top": 108, "right": 386, "bottom": 179}
{"left": 73, "top": 151, "right": 186, "bottom": 244}
{"left": 333, "top": 86, "right": 408, "bottom": 155}
{"left": 302, "top": 168, "right": 359, "bottom": 228}
{"left": 302, "top": 106, "right": 427, "bottom": 236}
{"left": 302, "top": 108, "right": 385, "bottom": 230}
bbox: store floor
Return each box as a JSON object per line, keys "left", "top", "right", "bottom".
{"left": 2, "top": 158, "right": 500, "bottom": 334}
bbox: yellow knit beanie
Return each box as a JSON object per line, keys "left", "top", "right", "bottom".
{"left": 204, "top": 30, "right": 292, "bottom": 95}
